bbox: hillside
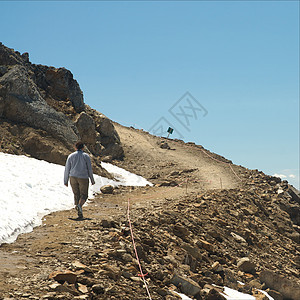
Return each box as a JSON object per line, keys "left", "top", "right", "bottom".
{"left": 0, "top": 123, "right": 299, "bottom": 300}
{"left": 0, "top": 43, "right": 299, "bottom": 300}
{"left": 0, "top": 42, "right": 123, "bottom": 178}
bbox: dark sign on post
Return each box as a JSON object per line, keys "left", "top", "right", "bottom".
{"left": 167, "top": 127, "right": 174, "bottom": 134}
{"left": 167, "top": 127, "right": 174, "bottom": 138}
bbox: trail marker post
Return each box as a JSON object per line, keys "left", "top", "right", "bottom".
{"left": 167, "top": 127, "right": 174, "bottom": 138}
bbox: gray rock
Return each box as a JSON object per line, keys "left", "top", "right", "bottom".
{"left": 231, "top": 232, "right": 247, "bottom": 244}
{"left": 101, "top": 142, "right": 124, "bottom": 159}
{"left": 0, "top": 44, "right": 24, "bottom": 65}
{"left": 211, "top": 261, "right": 223, "bottom": 272}
{"left": 288, "top": 185, "right": 300, "bottom": 205}
{"left": 95, "top": 113, "right": 119, "bottom": 140}
{"left": 260, "top": 270, "right": 300, "bottom": 300}
{"left": 0, "top": 65, "right": 78, "bottom": 148}
{"left": 171, "top": 274, "right": 201, "bottom": 296}
{"left": 237, "top": 257, "right": 256, "bottom": 274}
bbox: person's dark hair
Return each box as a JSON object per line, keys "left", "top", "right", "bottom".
{"left": 75, "top": 141, "right": 84, "bottom": 150}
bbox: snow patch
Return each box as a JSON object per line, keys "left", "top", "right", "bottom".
{"left": 0, "top": 153, "right": 151, "bottom": 244}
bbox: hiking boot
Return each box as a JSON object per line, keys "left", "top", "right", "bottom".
{"left": 77, "top": 204, "right": 83, "bottom": 218}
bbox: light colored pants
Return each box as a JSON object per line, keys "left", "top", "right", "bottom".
{"left": 70, "top": 176, "right": 89, "bottom": 206}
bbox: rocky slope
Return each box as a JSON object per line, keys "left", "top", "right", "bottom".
{"left": 0, "top": 124, "right": 299, "bottom": 300}
{"left": 0, "top": 43, "right": 123, "bottom": 176}
{"left": 0, "top": 44, "right": 299, "bottom": 300}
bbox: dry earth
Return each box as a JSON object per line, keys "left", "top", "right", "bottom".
{"left": 0, "top": 124, "right": 299, "bottom": 300}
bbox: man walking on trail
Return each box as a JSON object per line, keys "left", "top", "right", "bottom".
{"left": 64, "top": 141, "right": 95, "bottom": 219}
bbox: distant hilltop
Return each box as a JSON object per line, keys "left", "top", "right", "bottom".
{"left": 0, "top": 43, "right": 123, "bottom": 176}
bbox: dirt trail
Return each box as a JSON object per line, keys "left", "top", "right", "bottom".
{"left": 0, "top": 123, "right": 245, "bottom": 298}
{"left": 0, "top": 185, "right": 187, "bottom": 295}
{"left": 114, "top": 123, "right": 241, "bottom": 190}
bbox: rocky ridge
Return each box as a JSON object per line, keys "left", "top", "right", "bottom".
{"left": 0, "top": 43, "right": 123, "bottom": 176}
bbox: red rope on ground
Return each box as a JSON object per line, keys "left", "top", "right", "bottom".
{"left": 127, "top": 198, "right": 152, "bottom": 300}
{"left": 199, "top": 148, "right": 243, "bottom": 182}
{"left": 229, "top": 164, "right": 243, "bottom": 182}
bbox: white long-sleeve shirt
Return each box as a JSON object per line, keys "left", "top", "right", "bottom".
{"left": 64, "top": 150, "right": 95, "bottom": 185}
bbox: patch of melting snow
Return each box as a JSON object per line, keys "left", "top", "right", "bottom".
{"left": 173, "top": 291, "right": 192, "bottom": 300}
{"left": 221, "top": 286, "right": 256, "bottom": 299}
{"left": 101, "top": 162, "right": 153, "bottom": 186}
{"left": 174, "top": 284, "right": 274, "bottom": 300}
{"left": 0, "top": 153, "right": 152, "bottom": 244}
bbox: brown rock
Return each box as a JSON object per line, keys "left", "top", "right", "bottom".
{"left": 71, "top": 261, "right": 93, "bottom": 273}
{"left": 49, "top": 282, "right": 79, "bottom": 296}
{"left": 49, "top": 270, "right": 77, "bottom": 284}
{"left": 237, "top": 257, "right": 256, "bottom": 274}
{"left": 268, "top": 289, "right": 283, "bottom": 300}
{"left": 102, "top": 264, "right": 121, "bottom": 281}
{"left": 206, "top": 288, "right": 226, "bottom": 300}
{"left": 173, "top": 223, "right": 189, "bottom": 238}
{"left": 100, "top": 184, "right": 114, "bottom": 194}
{"left": 182, "top": 242, "right": 202, "bottom": 260}
{"left": 77, "top": 283, "right": 88, "bottom": 294}
{"left": 75, "top": 112, "right": 96, "bottom": 144}
{"left": 196, "top": 239, "right": 214, "bottom": 252}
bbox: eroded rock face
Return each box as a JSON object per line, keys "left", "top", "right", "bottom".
{"left": 33, "top": 65, "right": 85, "bottom": 113}
{"left": 0, "top": 42, "right": 124, "bottom": 170}
{"left": 0, "top": 65, "right": 78, "bottom": 148}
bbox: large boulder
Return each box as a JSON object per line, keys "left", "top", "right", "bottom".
{"left": 75, "top": 112, "right": 97, "bottom": 144}
{"left": 260, "top": 270, "right": 300, "bottom": 300}
{"left": 171, "top": 274, "right": 201, "bottom": 297}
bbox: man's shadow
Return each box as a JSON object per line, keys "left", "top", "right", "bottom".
{"left": 68, "top": 217, "right": 92, "bottom": 221}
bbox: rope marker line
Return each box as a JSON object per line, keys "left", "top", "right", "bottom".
{"left": 199, "top": 148, "right": 244, "bottom": 182}
{"left": 127, "top": 198, "right": 152, "bottom": 300}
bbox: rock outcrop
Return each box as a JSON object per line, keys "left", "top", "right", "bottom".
{"left": 0, "top": 43, "right": 124, "bottom": 175}
{"left": 0, "top": 65, "right": 78, "bottom": 148}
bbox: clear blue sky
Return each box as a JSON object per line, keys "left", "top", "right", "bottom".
{"left": 1, "top": 1, "right": 299, "bottom": 188}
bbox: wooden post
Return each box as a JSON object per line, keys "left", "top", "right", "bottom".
{"left": 186, "top": 178, "right": 188, "bottom": 194}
